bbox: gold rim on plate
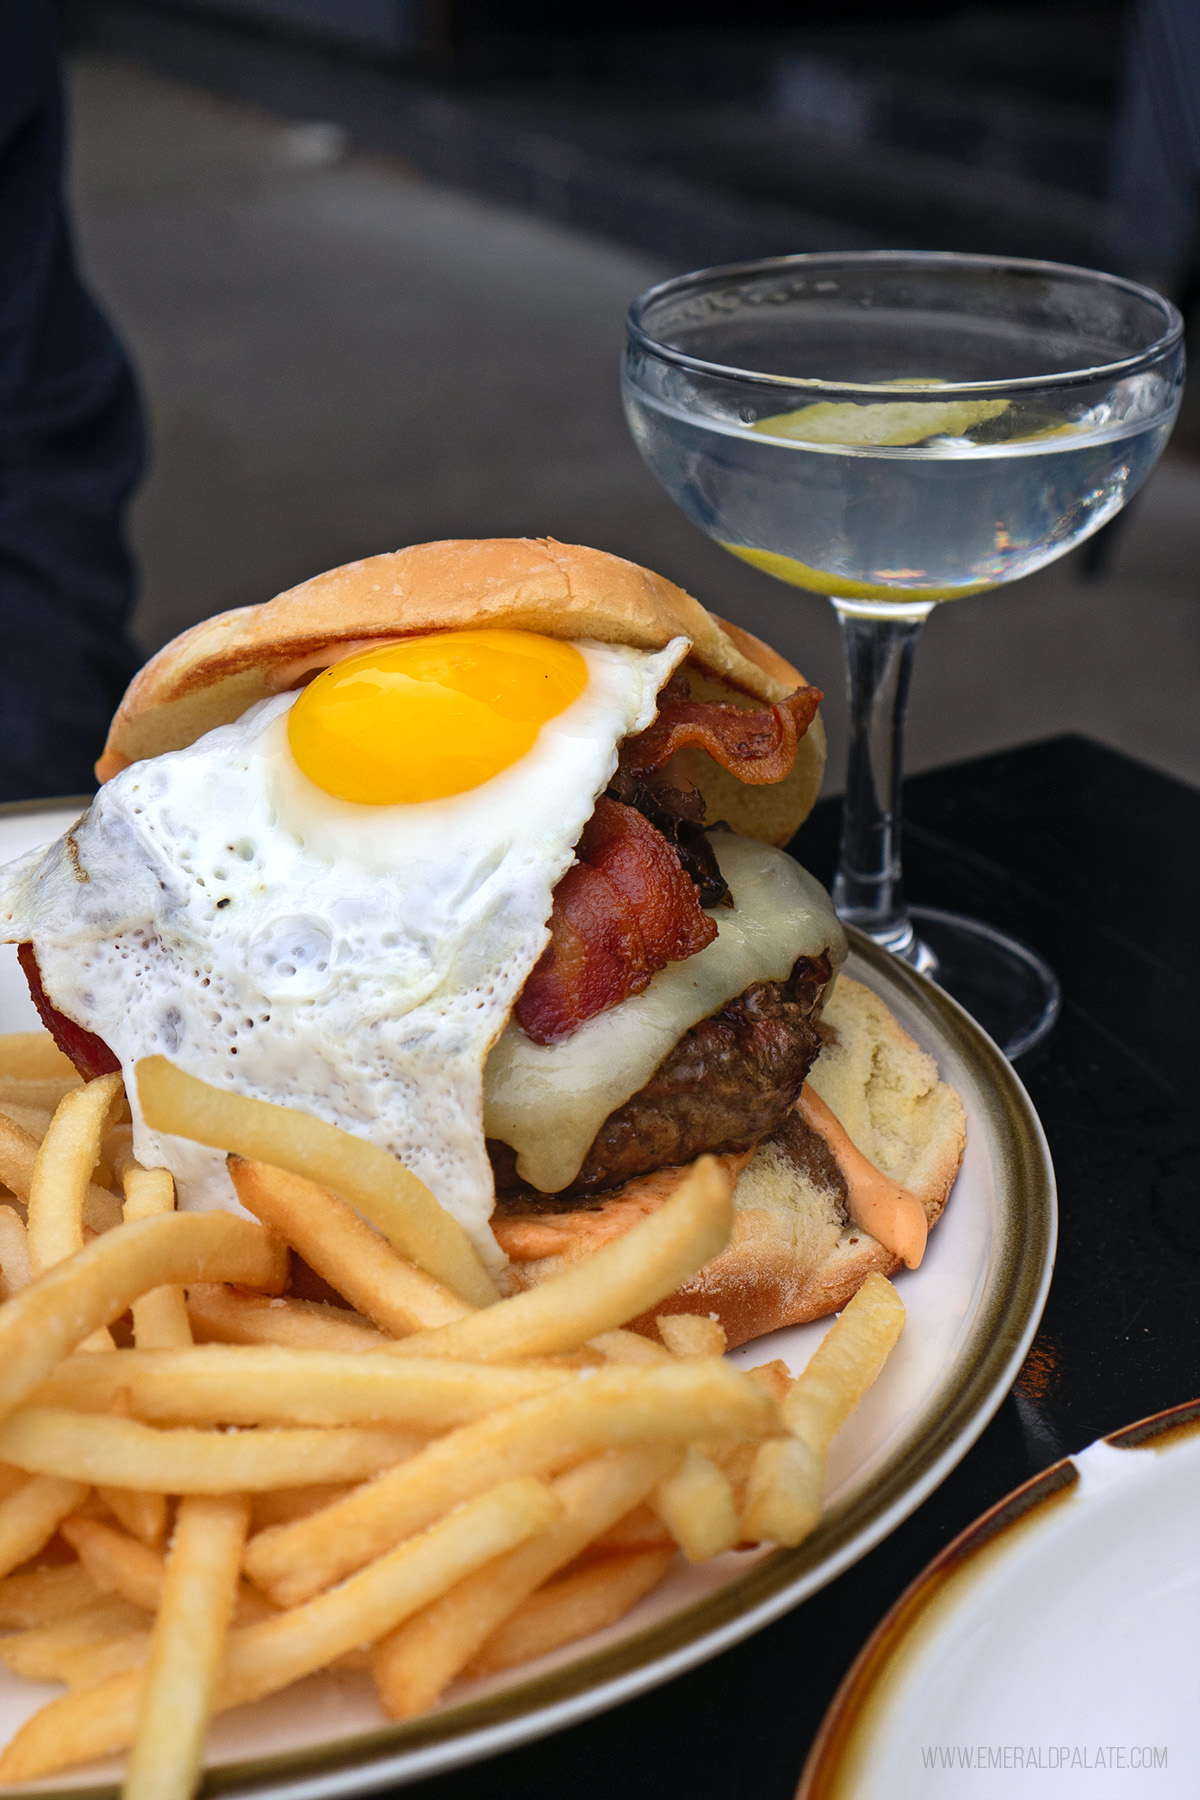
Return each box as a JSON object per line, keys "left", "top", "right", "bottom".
{"left": 796, "top": 1395, "right": 1200, "bottom": 1800}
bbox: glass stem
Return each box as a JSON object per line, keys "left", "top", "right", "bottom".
{"left": 830, "top": 605, "right": 932, "bottom": 959}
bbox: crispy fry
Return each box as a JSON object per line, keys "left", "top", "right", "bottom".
{"left": 123, "top": 1167, "right": 192, "bottom": 1352}
{"left": 0, "top": 1103, "right": 53, "bottom": 1140}
{"left": 741, "top": 1273, "right": 905, "bottom": 1547}
{"left": 228, "top": 1158, "right": 471, "bottom": 1336}
{"left": 0, "top": 1472, "right": 89, "bottom": 1579}
{"left": 656, "top": 1314, "right": 727, "bottom": 1359}
{"left": 125, "top": 1493, "right": 250, "bottom": 1800}
{"left": 0, "top": 1078, "right": 81, "bottom": 1108}
{"left": 54, "top": 1627, "right": 153, "bottom": 1691}
{"left": 27, "top": 1073, "right": 124, "bottom": 1276}
{"left": 653, "top": 1449, "right": 738, "bottom": 1562}
{"left": 745, "top": 1359, "right": 794, "bottom": 1405}
{"left": 0, "top": 1032, "right": 79, "bottom": 1081}
{"left": 186, "top": 1284, "right": 386, "bottom": 1353}
{"left": 61, "top": 1514, "right": 273, "bottom": 1628}
{"left": 0, "top": 1560, "right": 103, "bottom": 1629}
{"left": 33, "top": 1346, "right": 570, "bottom": 1428}
{"left": 589, "top": 1329, "right": 673, "bottom": 1366}
{"left": 0, "top": 1410, "right": 423, "bottom": 1493}
{"left": 62, "top": 1516, "right": 167, "bottom": 1610}
{"left": 0, "top": 1463, "right": 26, "bottom": 1505}
{"left": 0, "top": 1476, "right": 560, "bottom": 1781}
{"left": 244, "top": 1360, "right": 778, "bottom": 1608}
{"left": 0, "top": 1598, "right": 149, "bottom": 1682}
{"left": 249, "top": 1484, "right": 355, "bottom": 1532}
{"left": 0, "top": 1204, "right": 31, "bottom": 1301}
{"left": 0, "top": 1212, "right": 286, "bottom": 1422}
{"left": 96, "top": 1487, "right": 168, "bottom": 1548}
{"left": 467, "top": 1546, "right": 677, "bottom": 1677}
{"left": 135, "top": 1057, "right": 499, "bottom": 1308}
{"left": 97, "top": 1121, "right": 138, "bottom": 1191}
{"left": 371, "top": 1447, "right": 676, "bottom": 1718}
{"left": 585, "top": 1502, "right": 674, "bottom": 1556}
{"left": 0, "top": 1113, "right": 121, "bottom": 1234}
{"left": 391, "top": 1157, "right": 734, "bottom": 1365}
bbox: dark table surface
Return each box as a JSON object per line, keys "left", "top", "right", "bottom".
{"left": 390, "top": 733, "right": 1200, "bottom": 1800}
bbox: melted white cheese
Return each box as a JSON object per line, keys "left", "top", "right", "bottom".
{"left": 482, "top": 832, "right": 846, "bottom": 1193}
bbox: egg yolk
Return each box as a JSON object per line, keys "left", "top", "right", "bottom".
{"left": 287, "top": 629, "right": 588, "bottom": 804}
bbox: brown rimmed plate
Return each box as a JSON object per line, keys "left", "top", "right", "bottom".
{"left": 798, "top": 1398, "right": 1200, "bottom": 1800}
{"left": 0, "top": 801, "right": 1057, "bottom": 1799}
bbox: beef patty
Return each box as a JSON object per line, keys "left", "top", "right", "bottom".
{"left": 489, "top": 950, "right": 833, "bottom": 1206}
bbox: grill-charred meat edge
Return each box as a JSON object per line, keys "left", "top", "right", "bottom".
{"left": 490, "top": 950, "right": 833, "bottom": 1206}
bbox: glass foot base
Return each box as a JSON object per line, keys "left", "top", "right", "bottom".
{"left": 898, "top": 907, "right": 1061, "bottom": 1059}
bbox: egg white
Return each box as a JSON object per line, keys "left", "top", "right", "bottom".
{"left": 0, "top": 636, "right": 688, "bottom": 1264}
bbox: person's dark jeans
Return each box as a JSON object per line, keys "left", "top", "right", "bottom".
{"left": 0, "top": 0, "right": 145, "bottom": 802}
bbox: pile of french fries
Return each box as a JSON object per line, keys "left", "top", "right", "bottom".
{"left": 0, "top": 1032, "right": 905, "bottom": 1799}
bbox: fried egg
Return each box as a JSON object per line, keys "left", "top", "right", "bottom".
{"left": 0, "top": 631, "right": 688, "bottom": 1264}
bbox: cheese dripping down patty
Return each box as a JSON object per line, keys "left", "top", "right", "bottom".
{"left": 0, "top": 636, "right": 688, "bottom": 1266}
{"left": 482, "top": 832, "right": 846, "bottom": 1194}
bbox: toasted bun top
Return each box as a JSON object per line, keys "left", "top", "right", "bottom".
{"left": 98, "top": 538, "right": 825, "bottom": 845}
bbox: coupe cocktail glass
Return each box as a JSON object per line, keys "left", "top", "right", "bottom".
{"left": 623, "top": 252, "right": 1184, "bottom": 1055}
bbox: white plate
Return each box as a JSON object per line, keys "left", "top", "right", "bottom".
{"left": 799, "top": 1401, "right": 1200, "bottom": 1800}
{"left": 0, "top": 801, "right": 1057, "bottom": 1798}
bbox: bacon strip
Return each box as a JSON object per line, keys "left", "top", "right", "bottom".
{"left": 515, "top": 799, "right": 716, "bottom": 1046}
{"left": 17, "top": 943, "right": 121, "bottom": 1080}
{"left": 620, "top": 684, "right": 823, "bottom": 785}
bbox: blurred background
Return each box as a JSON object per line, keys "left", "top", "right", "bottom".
{"left": 55, "top": 0, "right": 1200, "bottom": 790}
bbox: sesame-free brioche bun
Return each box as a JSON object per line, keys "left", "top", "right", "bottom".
{"left": 97, "top": 538, "right": 826, "bottom": 848}
{"left": 495, "top": 977, "right": 966, "bottom": 1350}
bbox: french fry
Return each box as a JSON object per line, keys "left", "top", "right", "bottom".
{"left": 123, "top": 1167, "right": 192, "bottom": 1352}
{"left": 0, "top": 1476, "right": 561, "bottom": 1781}
{"left": 0, "top": 1103, "right": 54, "bottom": 1140}
{"left": 371, "top": 1446, "right": 677, "bottom": 1718}
{"left": 589, "top": 1329, "right": 673, "bottom": 1366}
{"left": 96, "top": 1121, "right": 137, "bottom": 1191}
{"left": 0, "top": 1598, "right": 149, "bottom": 1681}
{"left": 653, "top": 1449, "right": 739, "bottom": 1562}
{"left": 585, "top": 1502, "right": 674, "bottom": 1556}
{"left": 228, "top": 1157, "right": 472, "bottom": 1336}
{"left": 125, "top": 1493, "right": 250, "bottom": 1800}
{"left": 27, "top": 1073, "right": 124, "bottom": 1276}
{"left": 0, "top": 1410, "right": 423, "bottom": 1493}
{"left": 656, "top": 1314, "right": 727, "bottom": 1359}
{"left": 244, "top": 1359, "right": 778, "bottom": 1608}
{"left": 0, "top": 1211, "right": 286, "bottom": 1421}
{"left": 135, "top": 1057, "right": 499, "bottom": 1308}
{"left": 250, "top": 1484, "right": 356, "bottom": 1531}
{"left": 389, "top": 1157, "right": 734, "bottom": 1365}
{"left": 62, "top": 1517, "right": 273, "bottom": 1631}
{"left": 186, "top": 1283, "right": 386, "bottom": 1353}
{"left": 741, "top": 1273, "right": 905, "bottom": 1547}
{"left": 62, "top": 1516, "right": 168, "bottom": 1610}
{"left": 0, "top": 1031, "right": 79, "bottom": 1081}
{"left": 0, "top": 1112, "right": 121, "bottom": 1234}
{"left": 0, "top": 1560, "right": 103, "bottom": 1629}
{"left": 32, "top": 1345, "right": 570, "bottom": 1429}
{"left": 96, "top": 1487, "right": 168, "bottom": 1548}
{"left": 0, "top": 1462, "right": 26, "bottom": 1505}
{"left": 0, "top": 1472, "right": 89, "bottom": 1579}
{"left": 0, "top": 1204, "right": 31, "bottom": 1300}
{"left": 0, "top": 1078, "right": 81, "bottom": 1108}
{"left": 54, "top": 1627, "right": 153, "bottom": 1691}
{"left": 467, "top": 1546, "right": 677, "bottom": 1677}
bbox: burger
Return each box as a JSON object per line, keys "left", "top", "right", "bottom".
{"left": 0, "top": 539, "right": 964, "bottom": 1348}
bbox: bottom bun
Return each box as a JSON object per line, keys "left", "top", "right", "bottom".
{"left": 495, "top": 976, "right": 966, "bottom": 1350}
